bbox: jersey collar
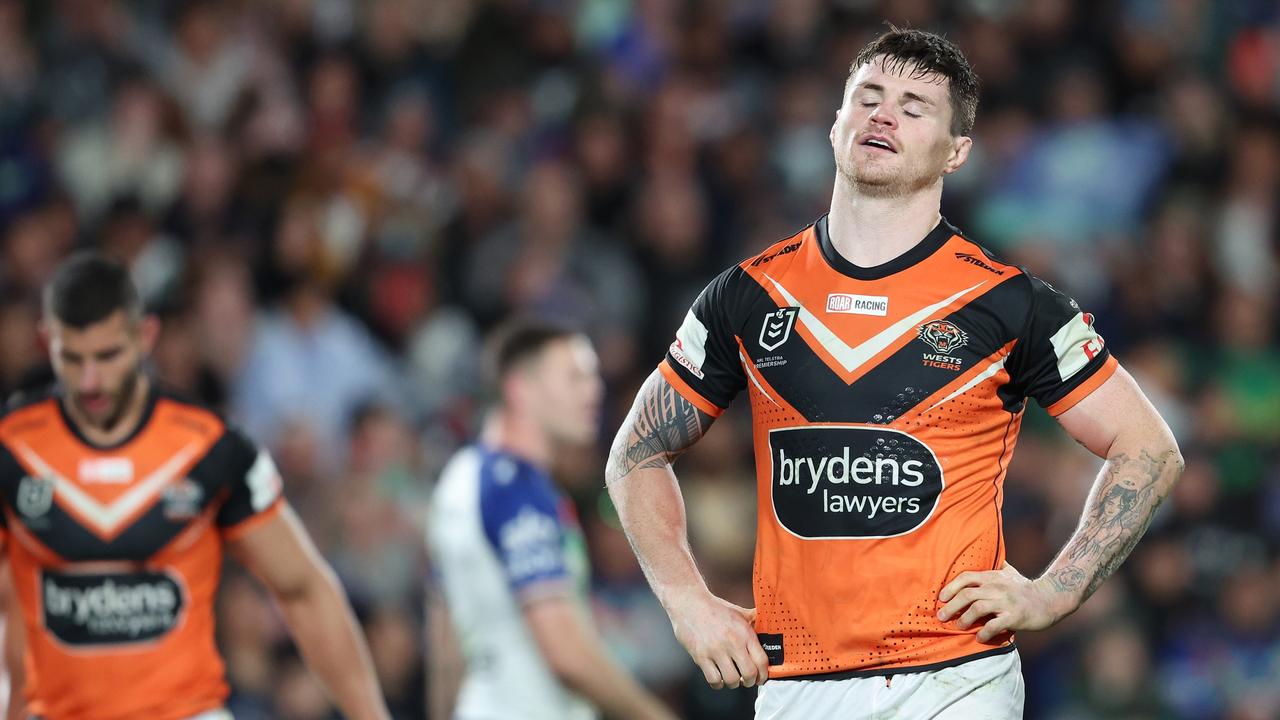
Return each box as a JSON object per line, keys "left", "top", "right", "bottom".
{"left": 56, "top": 380, "right": 160, "bottom": 451}
{"left": 814, "top": 213, "right": 958, "bottom": 281}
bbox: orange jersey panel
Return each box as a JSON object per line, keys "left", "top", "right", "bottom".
{"left": 662, "top": 215, "right": 1117, "bottom": 678}
{"left": 0, "top": 389, "right": 284, "bottom": 719}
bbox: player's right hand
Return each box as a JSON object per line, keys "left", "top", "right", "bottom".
{"left": 666, "top": 591, "right": 769, "bottom": 690}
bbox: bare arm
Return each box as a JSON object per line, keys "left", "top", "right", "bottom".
{"left": 0, "top": 558, "right": 24, "bottom": 720}
{"left": 939, "top": 367, "right": 1184, "bottom": 639}
{"left": 605, "top": 369, "right": 768, "bottom": 690}
{"left": 229, "top": 504, "right": 390, "bottom": 720}
{"left": 524, "top": 594, "right": 674, "bottom": 720}
{"left": 425, "top": 585, "right": 463, "bottom": 720}
{"left": 1038, "top": 366, "right": 1184, "bottom": 611}
{"left": 605, "top": 370, "right": 713, "bottom": 610}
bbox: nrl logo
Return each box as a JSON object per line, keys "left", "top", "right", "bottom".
{"left": 17, "top": 475, "right": 54, "bottom": 519}
{"left": 917, "top": 320, "right": 969, "bottom": 356}
{"left": 162, "top": 479, "right": 205, "bottom": 521}
{"left": 759, "top": 308, "right": 798, "bottom": 352}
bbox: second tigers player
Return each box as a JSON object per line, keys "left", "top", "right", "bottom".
{"left": 0, "top": 253, "right": 389, "bottom": 720}
{"left": 605, "top": 27, "right": 1184, "bottom": 719}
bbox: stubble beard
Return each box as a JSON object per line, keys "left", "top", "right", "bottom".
{"left": 78, "top": 365, "right": 142, "bottom": 433}
{"left": 837, "top": 144, "right": 947, "bottom": 199}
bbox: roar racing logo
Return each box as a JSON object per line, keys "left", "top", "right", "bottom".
{"left": 769, "top": 426, "right": 944, "bottom": 539}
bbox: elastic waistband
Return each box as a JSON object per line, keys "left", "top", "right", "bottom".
{"left": 770, "top": 642, "right": 1018, "bottom": 682}
{"left": 33, "top": 709, "right": 232, "bottom": 720}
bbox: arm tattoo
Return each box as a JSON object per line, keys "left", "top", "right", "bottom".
{"left": 1044, "top": 448, "right": 1183, "bottom": 601}
{"left": 606, "top": 371, "right": 714, "bottom": 481}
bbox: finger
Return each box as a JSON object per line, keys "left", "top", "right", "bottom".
{"left": 731, "top": 632, "right": 765, "bottom": 688}
{"left": 956, "top": 600, "right": 996, "bottom": 630}
{"left": 712, "top": 655, "right": 741, "bottom": 690}
{"left": 938, "top": 586, "right": 986, "bottom": 621}
{"left": 745, "top": 636, "right": 771, "bottom": 686}
{"left": 696, "top": 658, "right": 722, "bottom": 689}
{"left": 732, "top": 654, "right": 759, "bottom": 688}
{"left": 977, "top": 615, "right": 1014, "bottom": 643}
{"left": 939, "top": 571, "right": 989, "bottom": 602}
{"left": 740, "top": 606, "right": 757, "bottom": 624}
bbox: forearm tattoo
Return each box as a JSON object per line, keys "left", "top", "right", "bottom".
{"left": 606, "top": 372, "right": 714, "bottom": 481}
{"left": 1045, "top": 448, "right": 1183, "bottom": 600}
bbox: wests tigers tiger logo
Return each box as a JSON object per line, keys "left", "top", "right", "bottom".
{"left": 917, "top": 320, "right": 969, "bottom": 355}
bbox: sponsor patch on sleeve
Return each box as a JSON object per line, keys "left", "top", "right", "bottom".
{"left": 499, "top": 508, "right": 566, "bottom": 587}
{"left": 1049, "top": 312, "right": 1105, "bottom": 382}
{"left": 669, "top": 310, "right": 709, "bottom": 380}
{"left": 245, "top": 451, "right": 283, "bottom": 512}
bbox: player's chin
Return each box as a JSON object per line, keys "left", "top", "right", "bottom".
{"left": 557, "top": 423, "right": 597, "bottom": 447}
{"left": 852, "top": 166, "right": 898, "bottom": 185}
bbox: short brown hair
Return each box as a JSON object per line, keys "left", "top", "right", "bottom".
{"left": 850, "top": 27, "right": 980, "bottom": 137}
{"left": 43, "top": 252, "right": 142, "bottom": 328}
{"left": 481, "top": 317, "right": 579, "bottom": 402}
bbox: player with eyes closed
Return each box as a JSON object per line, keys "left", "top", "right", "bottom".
{"left": 606, "top": 27, "right": 1183, "bottom": 719}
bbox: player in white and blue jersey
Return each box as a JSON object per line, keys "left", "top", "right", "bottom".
{"left": 428, "top": 320, "right": 675, "bottom": 720}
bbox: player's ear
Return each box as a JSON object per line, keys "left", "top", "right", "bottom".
{"left": 942, "top": 135, "right": 972, "bottom": 176}
{"left": 138, "top": 314, "right": 161, "bottom": 355}
{"left": 502, "top": 372, "right": 528, "bottom": 412}
{"left": 37, "top": 320, "right": 51, "bottom": 354}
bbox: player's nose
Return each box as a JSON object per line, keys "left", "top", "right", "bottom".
{"left": 869, "top": 105, "right": 898, "bottom": 129}
{"left": 79, "top": 362, "right": 102, "bottom": 392}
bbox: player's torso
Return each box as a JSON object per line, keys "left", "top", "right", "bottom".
{"left": 0, "top": 391, "right": 240, "bottom": 720}
{"left": 430, "top": 447, "right": 596, "bottom": 720}
{"left": 731, "top": 218, "right": 1028, "bottom": 675}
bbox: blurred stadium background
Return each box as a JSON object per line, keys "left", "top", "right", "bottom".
{"left": 0, "top": 0, "right": 1278, "bottom": 718}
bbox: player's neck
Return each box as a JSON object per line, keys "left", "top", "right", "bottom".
{"left": 67, "top": 375, "right": 152, "bottom": 447}
{"left": 827, "top": 180, "right": 943, "bottom": 269}
{"left": 481, "top": 411, "right": 552, "bottom": 469}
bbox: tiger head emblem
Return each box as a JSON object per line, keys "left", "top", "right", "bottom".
{"left": 917, "top": 320, "right": 969, "bottom": 355}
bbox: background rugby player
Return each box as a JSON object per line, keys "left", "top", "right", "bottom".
{"left": 429, "top": 320, "right": 675, "bottom": 720}
{"left": 0, "top": 253, "right": 389, "bottom": 720}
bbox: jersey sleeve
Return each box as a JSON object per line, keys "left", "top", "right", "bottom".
{"left": 1008, "top": 275, "right": 1119, "bottom": 416}
{"left": 0, "top": 443, "right": 20, "bottom": 548}
{"left": 214, "top": 427, "right": 285, "bottom": 538}
{"left": 479, "top": 460, "right": 571, "bottom": 601}
{"left": 661, "top": 266, "right": 749, "bottom": 416}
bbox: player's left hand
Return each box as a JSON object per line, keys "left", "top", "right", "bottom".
{"left": 936, "top": 562, "right": 1073, "bottom": 643}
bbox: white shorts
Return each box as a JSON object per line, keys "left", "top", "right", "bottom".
{"left": 755, "top": 649, "right": 1024, "bottom": 720}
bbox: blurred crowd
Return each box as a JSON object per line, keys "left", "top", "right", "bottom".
{"left": 0, "top": 0, "right": 1278, "bottom": 718}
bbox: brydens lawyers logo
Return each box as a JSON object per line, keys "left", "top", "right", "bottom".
{"left": 759, "top": 308, "right": 798, "bottom": 352}
{"left": 918, "top": 319, "right": 968, "bottom": 371}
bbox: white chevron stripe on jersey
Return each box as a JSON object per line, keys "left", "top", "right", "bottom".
{"left": 740, "top": 351, "right": 783, "bottom": 407}
{"left": 924, "top": 356, "right": 1009, "bottom": 414}
{"left": 763, "top": 276, "right": 986, "bottom": 378}
{"left": 11, "top": 440, "right": 203, "bottom": 537}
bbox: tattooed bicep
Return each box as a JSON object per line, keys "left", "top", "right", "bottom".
{"left": 607, "top": 370, "right": 715, "bottom": 477}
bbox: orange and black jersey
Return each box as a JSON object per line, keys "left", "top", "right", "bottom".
{"left": 662, "top": 215, "right": 1117, "bottom": 679}
{"left": 0, "top": 385, "right": 284, "bottom": 720}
